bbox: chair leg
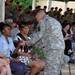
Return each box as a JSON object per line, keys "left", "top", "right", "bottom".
{"left": 68, "top": 63, "right": 71, "bottom": 75}
{"left": 60, "top": 70, "right": 62, "bottom": 75}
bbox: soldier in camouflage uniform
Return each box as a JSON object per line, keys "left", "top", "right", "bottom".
{"left": 25, "top": 9, "right": 68, "bottom": 75}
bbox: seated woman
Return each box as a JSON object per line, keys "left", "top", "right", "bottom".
{"left": 70, "top": 22, "right": 75, "bottom": 62}
{"left": 0, "top": 22, "right": 28, "bottom": 75}
{"left": 14, "top": 21, "right": 45, "bottom": 75}
{"left": 62, "top": 21, "right": 73, "bottom": 56}
{"left": 0, "top": 52, "right": 11, "bottom": 75}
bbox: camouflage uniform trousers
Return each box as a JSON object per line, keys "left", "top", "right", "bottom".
{"left": 39, "top": 49, "right": 64, "bottom": 75}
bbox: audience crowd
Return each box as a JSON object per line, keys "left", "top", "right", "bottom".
{"left": 0, "top": 0, "right": 75, "bottom": 75}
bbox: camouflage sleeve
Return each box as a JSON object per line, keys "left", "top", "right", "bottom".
{"left": 26, "top": 21, "right": 46, "bottom": 46}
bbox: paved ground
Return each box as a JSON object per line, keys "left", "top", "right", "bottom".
{"left": 61, "top": 63, "right": 75, "bottom": 75}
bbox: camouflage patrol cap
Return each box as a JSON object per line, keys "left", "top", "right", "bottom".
{"left": 5, "top": 19, "right": 14, "bottom": 25}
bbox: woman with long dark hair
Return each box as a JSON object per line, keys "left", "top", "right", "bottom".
{"left": 62, "top": 21, "right": 73, "bottom": 56}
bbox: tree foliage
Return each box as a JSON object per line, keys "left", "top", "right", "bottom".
{"left": 12, "top": 0, "right": 32, "bottom": 9}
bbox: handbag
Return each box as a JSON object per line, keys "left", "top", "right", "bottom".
{"left": 10, "top": 51, "right": 19, "bottom": 58}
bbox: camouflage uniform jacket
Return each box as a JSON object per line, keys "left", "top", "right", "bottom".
{"left": 26, "top": 15, "right": 65, "bottom": 50}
